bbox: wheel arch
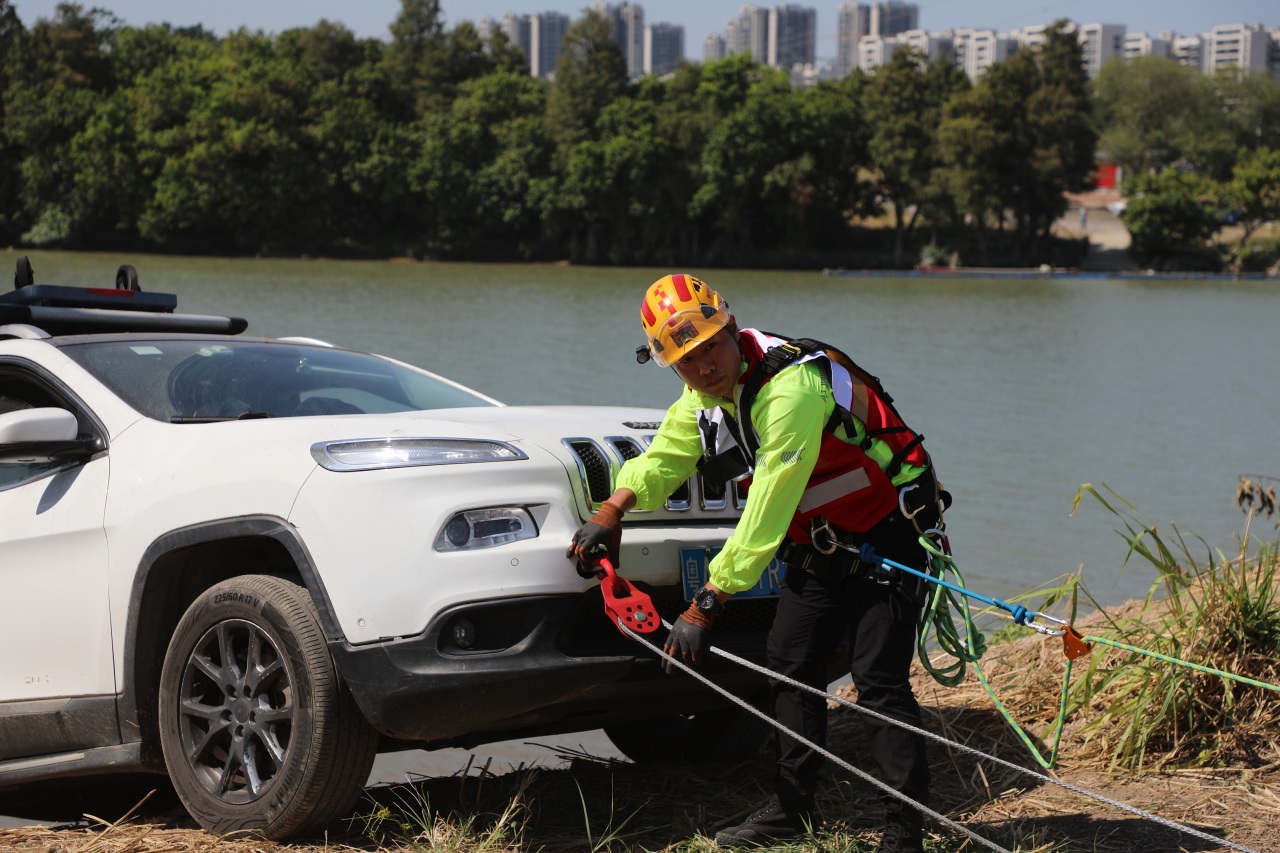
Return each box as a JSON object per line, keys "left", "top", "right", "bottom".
{"left": 120, "top": 516, "right": 343, "bottom": 768}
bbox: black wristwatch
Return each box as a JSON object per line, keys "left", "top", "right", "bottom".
{"left": 693, "top": 586, "right": 725, "bottom": 616}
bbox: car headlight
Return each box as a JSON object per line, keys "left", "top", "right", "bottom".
{"left": 435, "top": 507, "right": 538, "bottom": 552}
{"left": 311, "top": 438, "right": 527, "bottom": 472}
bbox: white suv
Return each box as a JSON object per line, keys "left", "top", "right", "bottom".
{"left": 0, "top": 259, "right": 782, "bottom": 839}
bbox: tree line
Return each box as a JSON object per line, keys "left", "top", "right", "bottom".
{"left": 1, "top": 1, "right": 1277, "bottom": 269}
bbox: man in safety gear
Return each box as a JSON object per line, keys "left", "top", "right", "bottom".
{"left": 568, "top": 274, "right": 945, "bottom": 852}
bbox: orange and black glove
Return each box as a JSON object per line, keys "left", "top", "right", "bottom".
{"left": 567, "top": 503, "right": 623, "bottom": 578}
{"left": 662, "top": 604, "right": 715, "bottom": 674}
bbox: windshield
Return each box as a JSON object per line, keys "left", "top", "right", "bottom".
{"left": 60, "top": 338, "right": 498, "bottom": 422}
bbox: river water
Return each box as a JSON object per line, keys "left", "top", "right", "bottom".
{"left": 14, "top": 250, "right": 1275, "bottom": 606}
{"left": 3, "top": 250, "right": 1278, "bottom": 805}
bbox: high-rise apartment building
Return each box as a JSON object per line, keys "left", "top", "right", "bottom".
{"left": 705, "top": 32, "right": 726, "bottom": 61}
{"left": 1123, "top": 32, "right": 1171, "bottom": 60}
{"left": 499, "top": 12, "right": 532, "bottom": 61}
{"left": 768, "top": 5, "right": 817, "bottom": 70}
{"left": 645, "top": 22, "right": 685, "bottom": 76}
{"left": 1170, "top": 33, "right": 1206, "bottom": 72}
{"left": 1079, "top": 23, "right": 1125, "bottom": 77}
{"left": 726, "top": 5, "right": 770, "bottom": 63}
{"left": 530, "top": 11, "right": 570, "bottom": 79}
{"left": 957, "top": 28, "right": 1013, "bottom": 80}
{"left": 870, "top": 1, "right": 918, "bottom": 37}
{"left": 592, "top": 2, "right": 646, "bottom": 79}
{"left": 837, "top": 3, "right": 871, "bottom": 77}
{"left": 857, "top": 35, "right": 894, "bottom": 73}
{"left": 1206, "top": 23, "right": 1269, "bottom": 74}
{"left": 899, "top": 28, "right": 953, "bottom": 63}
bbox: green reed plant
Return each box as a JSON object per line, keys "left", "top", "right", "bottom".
{"left": 1063, "top": 483, "right": 1280, "bottom": 771}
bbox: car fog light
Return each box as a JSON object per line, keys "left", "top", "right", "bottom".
{"left": 451, "top": 619, "right": 476, "bottom": 650}
{"left": 435, "top": 507, "right": 538, "bottom": 552}
{"left": 445, "top": 515, "right": 471, "bottom": 548}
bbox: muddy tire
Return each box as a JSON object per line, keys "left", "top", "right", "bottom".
{"left": 158, "top": 575, "right": 378, "bottom": 839}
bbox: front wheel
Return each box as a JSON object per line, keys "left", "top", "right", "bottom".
{"left": 158, "top": 575, "right": 378, "bottom": 839}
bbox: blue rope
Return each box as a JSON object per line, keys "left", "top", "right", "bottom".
{"left": 856, "top": 543, "right": 1032, "bottom": 626}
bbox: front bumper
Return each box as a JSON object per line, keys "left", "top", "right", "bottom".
{"left": 331, "top": 586, "right": 780, "bottom": 747}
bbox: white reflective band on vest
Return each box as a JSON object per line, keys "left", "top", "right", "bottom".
{"left": 798, "top": 469, "right": 873, "bottom": 513}
{"left": 739, "top": 330, "right": 857, "bottom": 414}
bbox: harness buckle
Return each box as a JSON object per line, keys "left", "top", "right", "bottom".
{"left": 810, "top": 518, "right": 842, "bottom": 555}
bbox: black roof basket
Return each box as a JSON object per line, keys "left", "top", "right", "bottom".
{"left": 1, "top": 256, "right": 248, "bottom": 336}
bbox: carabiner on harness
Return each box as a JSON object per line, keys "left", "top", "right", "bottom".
{"left": 810, "top": 517, "right": 855, "bottom": 556}
{"left": 898, "top": 483, "right": 925, "bottom": 520}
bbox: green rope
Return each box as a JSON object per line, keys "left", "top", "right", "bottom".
{"left": 915, "top": 536, "right": 1074, "bottom": 768}
{"left": 916, "top": 539, "right": 985, "bottom": 686}
{"left": 1083, "top": 636, "right": 1280, "bottom": 693}
{"left": 912, "top": 534, "right": 1280, "bottom": 770}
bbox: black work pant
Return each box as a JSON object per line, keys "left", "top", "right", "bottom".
{"left": 766, "top": 504, "right": 933, "bottom": 817}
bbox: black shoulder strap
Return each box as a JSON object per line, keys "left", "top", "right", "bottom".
{"left": 743, "top": 333, "right": 921, "bottom": 477}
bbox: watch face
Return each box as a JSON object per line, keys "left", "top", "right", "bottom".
{"left": 696, "top": 588, "right": 718, "bottom": 612}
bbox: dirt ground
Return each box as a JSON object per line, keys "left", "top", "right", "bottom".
{"left": 1056, "top": 189, "right": 1134, "bottom": 272}
{"left": 2, "top": 644, "right": 1277, "bottom": 853}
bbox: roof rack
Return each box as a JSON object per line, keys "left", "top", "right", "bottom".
{"left": 1, "top": 256, "right": 248, "bottom": 336}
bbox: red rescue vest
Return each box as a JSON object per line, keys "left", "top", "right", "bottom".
{"left": 696, "top": 329, "right": 927, "bottom": 542}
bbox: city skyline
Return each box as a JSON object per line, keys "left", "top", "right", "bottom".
{"left": 8, "top": 0, "right": 1278, "bottom": 61}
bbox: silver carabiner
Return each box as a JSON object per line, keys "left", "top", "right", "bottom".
{"left": 898, "top": 483, "right": 923, "bottom": 520}
{"left": 810, "top": 517, "right": 841, "bottom": 555}
{"left": 1023, "top": 611, "right": 1068, "bottom": 638}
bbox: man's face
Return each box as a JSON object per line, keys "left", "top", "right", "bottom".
{"left": 673, "top": 328, "right": 741, "bottom": 399}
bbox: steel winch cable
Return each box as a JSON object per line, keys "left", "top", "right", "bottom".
{"left": 615, "top": 618, "right": 1262, "bottom": 853}
{"left": 620, "top": 620, "right": 1014, "bottom": 853}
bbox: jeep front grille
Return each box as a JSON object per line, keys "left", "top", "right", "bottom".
{"left": 563, "top": 438, "right": 615, "bottom": 508}
{"left": 565, "top": 433, "right": 738, "bottom": 516}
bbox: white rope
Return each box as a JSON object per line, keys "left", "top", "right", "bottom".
{"left": 625, "top": 621, "right": 1011, "bottom": 852}
{"left": 623, "top": 619, "right": 1259, "bottom": 853}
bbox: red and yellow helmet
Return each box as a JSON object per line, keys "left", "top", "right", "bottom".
{"left": 640, "top": 274, "right": 729, "bottom": 367}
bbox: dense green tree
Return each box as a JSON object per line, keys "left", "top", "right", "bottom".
{"left": 411, "top": 68, "right": 552, "bottom": 258}
{"left": 936, "top": 83, "right": 1012, "bottom": 263}
{"left": 1201, "top": 72, "right": 1280, "bottom": 176}
{"left": 138, "top": 31, "right": 319, "bottom": 252}
{"left": 937, "top": 21, "right": 1092, "bottom": 263}
{"left": 557, "top": 96, "right": 675, "bottom": 263}
{"left": 691, "top": 63, "right": 801, "bottom": 261}
{"left": 290, "top": 26, "right": 420, "bottom": 254}
{"left": 633, "top": 63, "right": 715, "bottom": 263}
{"left": 1020, "top": 21, "right": 1096, "bottom": 253}
{"left": 1223, "top": 146, "right": 1280, "bottom": 258}
{"left": 1095, "top": 56, "right": 1222, "bottom": 176}
{"left": 0, "top": 0, "right": 24, "bottom": 242}
{"left": 3, "top": 3, "right": 120, "bottom": 244}
{"left": 781, "top": 78, "right": 870, "bottom": 250}
{"left": 385, "top": 0, "right": 444, "bottom": 114}
{"left": 862, "top": 48, "right": 961, "bottom": 265}
{"left": 1121, "top": 169, "right": 1222, "bottom": 269}
{"left": 545, "top": 11, "right": 628, "bottom": 155}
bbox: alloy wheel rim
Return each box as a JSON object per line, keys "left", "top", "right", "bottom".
{"left": 177, "top": 618, "right": 295, "bottom": 803}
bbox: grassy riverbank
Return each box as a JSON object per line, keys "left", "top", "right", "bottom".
{"left": 4, "top": 489, "right": 1278, "bottom": 852}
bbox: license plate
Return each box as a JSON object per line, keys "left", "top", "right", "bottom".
{"left": 681, "top": 547, "right": 786, "bottom": 600}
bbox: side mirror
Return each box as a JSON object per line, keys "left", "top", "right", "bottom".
{"left": 0, "top": 407, "right": 100, "bottom": 463}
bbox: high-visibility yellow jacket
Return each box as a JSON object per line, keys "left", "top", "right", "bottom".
{"left": 616, "top": 328, "right": 924, "bottom": 594}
